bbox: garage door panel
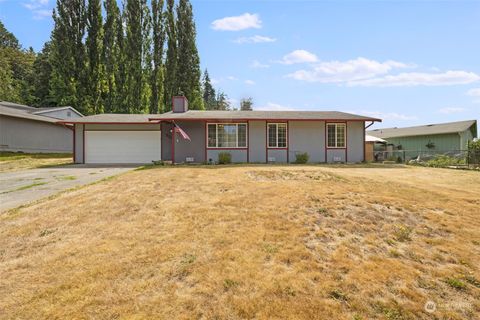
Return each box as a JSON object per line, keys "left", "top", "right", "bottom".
{"left": 85, "top": 131, "right": 161, "bottom": 164}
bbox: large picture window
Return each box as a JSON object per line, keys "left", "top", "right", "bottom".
{"left": 207, "top": 123, "right": 247, "bottom": 148}
{"left": 326, "top": 123, "right": 346, "bottom": 148}
{"left": 267, "top": 123, "right": 287, "bottom": 148}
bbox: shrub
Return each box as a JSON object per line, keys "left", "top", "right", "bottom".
{"left": 218, "top": 152, "right": 231, "bottom": 164}
{"left": 295, "top": 152, "right": 309, "bottom": 164}
{"left": 445, "top": 277, "right": 466, "bottom": 290}
{"left": 426, "top": 155, "right": 465, "bottom": 168}
{"left": 394, "top": 225, "right": 413, "bottom": 242}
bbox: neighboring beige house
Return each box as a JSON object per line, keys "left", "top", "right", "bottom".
{"left": 0, "top": 101, "right": 83, "bottom": 153}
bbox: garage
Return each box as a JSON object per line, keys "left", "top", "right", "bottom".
{"left": 85, "top": 131, "right": 161, "bottom": 164}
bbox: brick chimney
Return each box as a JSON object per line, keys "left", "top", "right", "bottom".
{"left": 172, "top": 96, "right": 188, "bottom": 113}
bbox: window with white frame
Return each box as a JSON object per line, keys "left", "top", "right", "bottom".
{"left": 207, "top": 123, "right": 247, "bottom": 148}
{"left": 326, "top": 123, "right": 346, "bottom": 148}
{"left": 267, "top": 123, "right": 287, "bottom": 148}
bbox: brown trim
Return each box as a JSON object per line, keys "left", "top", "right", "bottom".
{"left": 149, "top": 117, "right": 381, "bottom": 122}
{"left": 206, "top": 148, "right": 248, "bottom": 150}
{"left": 73, "top": 125, "right": 76, "bottom": 163}
{"left": 82, "top": 124, "right": 85, "bottom": 164}
{"left": 57, "top": 121, "right": 162, "bottom": 125}
{"left": 265, "top": 120, "right": 268, "bottom": 163}
{"left": 286, "top": 121, "right": 289, "bottom": 163}
{"left": 204, "top": 121, "right": 207, "bottom": 162}
{"left": 247, "top": 120, "right": 250, "bottom": 163}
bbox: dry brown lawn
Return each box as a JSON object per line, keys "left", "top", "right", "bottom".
{"left": 0, "top": 152, "right": 72, "bottom": 173}
{"left": 0, "top": 165, "right": 479, "bottom": 319}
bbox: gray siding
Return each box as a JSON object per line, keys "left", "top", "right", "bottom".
{"left": 0, "top": 115, "right": 73, "bottom": 153}
{"left": 74, "top": 124, "right": 84, "bottom": 163}
{"left": 173, "top": 121, "right": 205, "bottom": 163}
{"left": 347, "top": 121, "right": 365, "bottom": 162}
{"left": 267, "top": 149, "right": 287, "bottom": 163}
{"left": 161, "top": 122, "right": 173, "bottom": 161}
{"left": 37, "top": 108, "right": 82, "bottom": 120}
{"left": 248, "top": 120, "right": 266, "bottom": 163}
{"left": 289, "top": 121, "right": 325, "bottom": 163}
{"left": 207, "top": 149, "right": 247, "bottom": 163}
{"left": 326, "top": 149, "right": 346, "bottom": 162}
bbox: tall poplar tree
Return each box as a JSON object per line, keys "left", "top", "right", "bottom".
{"left": 102, "top": 0, "right": 121, "bottom": 113}
{"left": 163, "top": 0, "right": 176, "bottom": 111}
{"left": 176, "top": 0, "right": 203, "bottom": 109}
{"left": 124, "top": 0, "right": 151, "bottom": 113}
{"left": 86, "top": 0, "right": 104, "bottom": 114}
{"left": 50, "top": 0, "right": 87, "bottom": 114}
{"left": 150, "top": 0, "right": 165, "bottom": 114}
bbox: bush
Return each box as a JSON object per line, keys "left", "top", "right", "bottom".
{"left": 426, "top": 155, "right": 465, "bottom": 168}
{"left": 295, "top": 152, "right": 309, "bottom": 164}
{"left": 218, "top": 152, "right": 231, "bottom": 164}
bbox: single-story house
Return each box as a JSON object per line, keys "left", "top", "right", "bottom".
{"left": 368, "top": 120, "right": 478, "bottom": 154}
{"left": 0, "top": 101, "right": 83, "bottom": 153}
{"left": 59, "top": 96, "right": 381, "bottom": 164}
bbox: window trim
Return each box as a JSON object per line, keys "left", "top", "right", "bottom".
{"left": 326, "top": 123, "right": 347, "bottom": 149}
{"left": 206, "top": 122, "right": 248, "bottom": 149}
{"left": 267, "top": 122, "right": 288, "bottom": 149}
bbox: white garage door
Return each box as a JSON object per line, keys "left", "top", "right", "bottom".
{"left": 85, "top": 131, "right": 161, "bottom": 164}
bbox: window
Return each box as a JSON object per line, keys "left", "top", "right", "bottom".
{"left": 267, "top": 123, "right": 287, "bottom": 148}
{"left": 207, "top": 123, "right": 247, "bottom": 148}
{"left": 326, "top": 123, "right": 346, "bottom": 148}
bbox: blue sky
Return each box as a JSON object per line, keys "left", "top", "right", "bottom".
{"left": 1, "top": 0, "right": 479, "bottom": 130}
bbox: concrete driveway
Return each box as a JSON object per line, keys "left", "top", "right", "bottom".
{"left": 0, "top": 165, "right": 137, "bottom": 212}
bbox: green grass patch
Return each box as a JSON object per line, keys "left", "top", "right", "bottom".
{"left": 2, "top": 182, "right": 48, "bottom": 194}
{"left": 56, "top": 175, "right": 77, "bottom": 181}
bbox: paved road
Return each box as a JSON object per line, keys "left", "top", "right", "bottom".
{"left": 0, "top": 165, "right": 137, "bottom": 212}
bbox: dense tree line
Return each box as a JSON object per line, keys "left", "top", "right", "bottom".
{"left": 0, "top": 0, "right": 231, "bottom": 115}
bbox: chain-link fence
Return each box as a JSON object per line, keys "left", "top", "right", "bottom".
{"left": 372, "top": 149, "right": 480, "bottom": 169}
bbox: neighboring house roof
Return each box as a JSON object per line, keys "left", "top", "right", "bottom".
{"left": 33, "top": 106, "right": 84, "bottom": 118}
{"left": 368, "top": 120, "right": 477, "bottom": 139}
{"left": 58, "top": 110, "right": 381, "bottom": 124}
{"left": 365, "top": 135, "right": 386, "bottom": 143}
{"left": 0, "top": 101, "right": 83, "bottom": 123}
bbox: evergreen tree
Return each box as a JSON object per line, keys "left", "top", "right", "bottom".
{"left": 31, "top": 42, "right": 55, "bottom": 107}
{"left": 150, "top": 0, "right": 166, "bottom": 114}
{"left": 115, "top": 3, "right": 128, "bottom": 113}
{"left": 0, "top": 20, "right": 20, "bottom": 49}
{"left": 240, "top": 97, "right": 253, "bottom": 111}
{"left": 176, "top": 0, "right": 203, "bottom": 109}
{"left": 124, "top": 0, "right": 151, "bottom": 113}
{"left": 50, "top": 0, "right": 88, "bottom": 114}
{"left": 216, "top": 91, "right": 230, "bottom": 111}
{"left": 202, "top": 69, "right": 216, "bottom": 110}
{"left": 163, "top": 0, "right": 176, "bottom": 111}
{"left": 102, "top": 0, "right": 121, "bottom": 113}
{"left": 86, "top": 0, "right": 104, "bottom": 114}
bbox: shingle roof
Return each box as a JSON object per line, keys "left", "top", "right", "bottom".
{"left": 58, "top": 110, "right": 381, "bottom": 123}
{"left": 0, "top": 101, "right": 82, "bottom": 123}
{"left": 368, "top": 120, "right": 477, "bottom": 139}
{"left": 0, "top": 103, "right": 59, "bottom": 123}
{"left": 57, "top": 113, "right": 160, "bottom": 124}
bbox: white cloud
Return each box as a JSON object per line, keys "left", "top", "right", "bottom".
{"left": 234, "top": 35, "right": 276, "bottom": 44}
{"left": 244, "top": 80, "right": 256, "bottom": 85}
{"left": 287, "top": 57, "right": 410, "bottom": 83}
{"left": 251, "top": 60, "right": 269, "bottom": 69}
{"left": 438, "top": 107, "right": 467, "bottom": 114}
{"left": 211, "top": 13, "right": 261, "bottom": 31}
{"left": 255, "top": 102, "right": 296, "bottom": 111}
{"left": 278, "top": 50, "right": 318, "bottom": 65}
{"left": 349, "top": 110, "right": 418, "bottom": 121}
{"left": 349, "top": 70, "right": 480, "bottom": 87}
{"left": 23, "top": 0, "right": 51, "bottom": 19}
{"left": 226, "top": 76, "right": 238, "bottom": 81}
{"left": 467, "top": 88, "right": 480, "bottom": 97}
